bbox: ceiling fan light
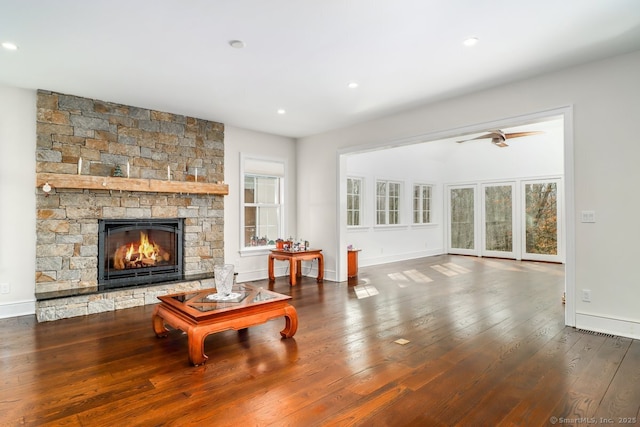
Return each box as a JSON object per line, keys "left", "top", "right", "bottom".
{"left": 493, "top": 139, "right": 508, "bottom": 147}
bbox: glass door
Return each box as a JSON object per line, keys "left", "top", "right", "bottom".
{"left": 448, "top": 179, "right": 563, "bottom": 262}
{"left": 482, "top": 183, "right": 517, "bottom": 259}
{"left": 448, "top": 185, "right": 478, "bottom": 256}
{"left": 522, "top": 179, "right": 562, "bottom": 262}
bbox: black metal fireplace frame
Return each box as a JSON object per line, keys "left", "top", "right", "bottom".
{"left": 98, "top": 218, "right": 184, "bottom": 289}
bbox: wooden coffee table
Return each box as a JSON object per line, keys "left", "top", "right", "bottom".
{"left": 152, "top": 283, "right": 298, "bottom": 366}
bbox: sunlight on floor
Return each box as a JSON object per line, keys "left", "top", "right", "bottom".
{"left": 443, "top": 262, "right": 471, "bottom": 274}
{"left": 357, "top": 261, "right": 477, "bottom": 297}
{"left": 379, "top": 263, "right": 473, "bottom": 289}
{"left": 353, "top": 284, "right": 379, "bottom": 299}
{"left": 387, "top": 272, "right": 410, "bottom": 281}
{"left": 403, "top": 269, "right": 434, "bottom": 283}
{"left": 430, "top": 264, "right": 459, "bottom": 276}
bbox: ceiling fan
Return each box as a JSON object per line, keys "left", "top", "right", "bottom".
{"left": 457, "top": 130, "right": 544, "bottom": 147}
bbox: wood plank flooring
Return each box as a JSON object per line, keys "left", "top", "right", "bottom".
{"left": 1, "top": 255, "right": 639, "bottom": 426}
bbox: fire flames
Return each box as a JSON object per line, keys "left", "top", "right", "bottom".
{"left": 113, "top": 231, "right": 170, "bottom": 270}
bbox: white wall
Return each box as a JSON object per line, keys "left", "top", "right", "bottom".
{"left": 345, "top": 144, "right": 447, "bottom": 265}
{"left": 223, "top": 125, "right": 297, "bottom": 282}
{"left": 298, "top": 50, "right": 640, "bottom": 339}
{"left": 0, "top": 85, "right": 37, "bottom": 318}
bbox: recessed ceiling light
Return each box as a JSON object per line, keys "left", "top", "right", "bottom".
{"left": 2, "top": 42, "right": 18, "bottom": 51}
{"left": 277, "top": 109, "right": 286, "bottom": 115}
{"left": 229, "top": 40, "right": 246, "bottom": 49}
{"left": 463, "top": 37, "right": 479, "bottom": 47}
{"left": 348, "top": 82, "right": 359, "bottom": 89}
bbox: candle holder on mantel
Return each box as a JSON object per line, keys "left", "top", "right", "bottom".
{"left": 186, "top": 166, "right": 206, "bottom": 182}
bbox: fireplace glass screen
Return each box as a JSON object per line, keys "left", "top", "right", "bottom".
{"left": 98, "top": 219, "right": 183, "bottom": 288}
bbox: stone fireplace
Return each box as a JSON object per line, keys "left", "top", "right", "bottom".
{"left": 98, "top": 218, "right": 184, "bottom": 289}
{"left": 35, "top": 90, "right": 226, "bottom": 321}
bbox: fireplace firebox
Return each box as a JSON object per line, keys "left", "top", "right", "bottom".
{"left": 98, "top": 218, "right": 184, "bottom": 289}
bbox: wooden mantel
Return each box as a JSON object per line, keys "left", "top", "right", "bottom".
{"left": 36, "top": 173, "right": 229, "bottom": 196}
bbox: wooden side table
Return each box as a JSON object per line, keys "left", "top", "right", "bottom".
{"left": 348, "top": 249, "right": 361, "bottom": 278}
{"left": 268, "top": 249, "right": 324, "bottom": 286}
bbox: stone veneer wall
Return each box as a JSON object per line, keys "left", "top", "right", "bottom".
{"left": 35, "top": 90, "right": 225, "bottom": 321}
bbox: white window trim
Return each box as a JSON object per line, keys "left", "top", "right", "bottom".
{"left": 375, "top": 179, "right": 404, "bottom": 226}
{"left": 347, "top": 176, "right": 365, "bottom": 228}
{"left": 239, "top": 153, "right": 286, "bottom": 256}
{"left": 412, "top": 182, "right": 434, "bottom": 225}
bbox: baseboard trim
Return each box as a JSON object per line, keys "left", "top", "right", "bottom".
{"left": 575, "top": 312, "right": 640, "bottom": 340}
{"left": 0, "top": 299, "right": 36, "bottom": 319}
{"left": 360, "top": 249, "right": 443, "bottom": 268}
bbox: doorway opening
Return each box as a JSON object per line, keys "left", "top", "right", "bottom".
{"left": 338, "top": 108, "right": 574, "bottom": 325}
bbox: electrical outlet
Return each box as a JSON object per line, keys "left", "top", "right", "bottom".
{"left": 581, "top": 211, "right": 596, "bottom": 223}
{"left": 0, "top": 283, "right": 9, "bottom": 294}
{"left": 582, "top": 289, "right": 591, "bottom": 302}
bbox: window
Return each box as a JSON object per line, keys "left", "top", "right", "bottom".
{"left": 450, "top": 186, "right": 475, "bottom": 250}
{"left": 242, "top": 157, "right": 285, "bottom": 248}
{"left": 413, "top": 184, "right": 433, "bottom": 224}
{"left": 376, "top": 180, "right": 401, "bottom": 225}
{"left": 524, "top": 181, "right": 558, "bottom": 256}
{"left": 347, "top": 177, "right": 363, "bottom": 226}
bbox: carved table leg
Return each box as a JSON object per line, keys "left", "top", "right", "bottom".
{"left": 316, "top": 253, "right": 324, "bottom": 282}
{"left": 152, "top": 306, "right": 169, "bottom": 337}
{"left": 187, "top": 327, "right": 209, "bottom": 366}
{"left": 280, "top": 304, "right": 298, "bottom": 338}
{"left": 289, "top": 259, "right": 298, "bottom": 286}
{"left": 296, "top": 260, "right": 302, "bottom": 278}
{"left": 268, "top": 254, "right": 275, "bottom": 281}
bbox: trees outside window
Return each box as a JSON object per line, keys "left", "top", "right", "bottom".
{"left": 244, "top": 175, "right": 282, "bottom": 247}
{"left": 525, "top": 182, "right": 558, "bottom": 255}
{"left": 376, "top": 180, "right": 401, "bottom": 225}
{"left": 347, "top": 177, "right": 363, "bottom": 226}
{"left": 413, "top": 184, "right": 432, "bottom": 224}
{"left": 242, "top": 156, "right": 285, "bottom": 248}
{"left": 450, "top": 187, "right": 475, "bottom": 250}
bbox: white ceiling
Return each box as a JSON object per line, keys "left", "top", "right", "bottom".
{"left": 1, "top": 1, "right": 640, "bottom": 138}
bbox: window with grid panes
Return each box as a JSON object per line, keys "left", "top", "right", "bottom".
{"left": 376, "top": 180, "right": 401, "bottom": 225}
{"left": 413, "top": 184, "right": 433, "bottom": 224}
{"left": 347, "top": 177, "right": 363, "bottom": 226}
{"left": 242, "top": 157, "right": 285, "bottom": 248}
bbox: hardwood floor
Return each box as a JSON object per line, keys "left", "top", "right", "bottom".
{"left": 1, "top": 255, "right": 639, "bottom": 426}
